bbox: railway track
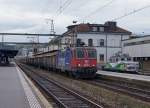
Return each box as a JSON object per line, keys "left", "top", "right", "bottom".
{"left": 18, "top": 64, "right": 103, "bottom": 108}
{"left": 88, "top": 77, "right": 150, "bottom": 103}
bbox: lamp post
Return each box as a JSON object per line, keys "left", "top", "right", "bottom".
{"left": 72, "top": 21, "right": 77, "bottom": 47}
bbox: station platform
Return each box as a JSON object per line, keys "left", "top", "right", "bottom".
{"left": 0, "top": 63, "right": 45, "bottom": 108}
{"left": 97, "top": 70, "right": 150, "bottom": 82}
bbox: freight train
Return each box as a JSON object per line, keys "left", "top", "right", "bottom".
{"left": 23, "top": 47, "right": 97, "bottom": 78}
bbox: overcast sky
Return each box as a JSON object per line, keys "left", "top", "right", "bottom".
{"left": 0, "top": 0, "right": 150, "bottom": 42}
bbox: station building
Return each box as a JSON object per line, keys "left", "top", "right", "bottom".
{"left": 60, "top": 21, "right": 132, "bottom": 65}
{"left": 122, "top": 35, "right": 150, "bottom": 71}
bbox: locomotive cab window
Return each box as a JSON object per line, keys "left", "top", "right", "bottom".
{"left": 87, "top": 49, "right": 96, "bottom": 58}
{"left": 76, "top": 48, "right": 84, "bottom": 58}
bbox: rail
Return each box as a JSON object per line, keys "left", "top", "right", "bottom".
{"left": 87, "top": 76, "right": 150, "bottom": 103}
{"left": 18, "top": 63, "right": 103, "bottom": 108}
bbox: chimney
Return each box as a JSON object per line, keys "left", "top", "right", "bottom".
{"left": 105, "top": 21, "right": 117, "bottom": 31}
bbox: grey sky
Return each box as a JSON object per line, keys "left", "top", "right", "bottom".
{"left": 0, "top": 0, "right": 150, "bottom": 42}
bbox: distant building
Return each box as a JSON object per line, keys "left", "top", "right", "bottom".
{"left": 122, "top": 35, "right": 150, "bottom": 71}
{"left": 60, "top": 21, "right": 132, "bottom": 65}
{"left": 17, "top": 48, "right": 33, "bottom": 57}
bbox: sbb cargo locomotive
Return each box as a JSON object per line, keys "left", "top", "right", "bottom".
{"left": 25, "top": 47, "right": 97, "bottom": 78}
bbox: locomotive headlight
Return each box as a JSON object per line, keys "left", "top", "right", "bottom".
{"left": 78, "top": 64, "right": 81, "bottom": 67}
{"left": 92, "top": 64, "right": 95, "bottom": 67}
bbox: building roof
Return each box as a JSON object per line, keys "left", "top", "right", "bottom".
{"left": 122, "top": 35, "right": 150, "bottom": 42}
{"left": 50, "top": 21, "right": 132, "bottom": 45}
{"left": 64, "top": 21, "right": 132, "bottom": 35}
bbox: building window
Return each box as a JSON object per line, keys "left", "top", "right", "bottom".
{"left": 76, "top": 38, "right": 82, "bottom": 47}
{"left": 99, "top": 39, "right": 104, "bottom": 46}
{"left": 99, "top": 27, "right": 104, "bottom": 32}
{"left": 88, "top": 39, "right": 93, "bottom": 46}
{"left": 99, "top": 54, "right": 104, "bottom": 61}
{"left": 92, "top": 27, "right": 98, "bottom": 32}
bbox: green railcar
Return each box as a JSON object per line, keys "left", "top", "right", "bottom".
{"left": 104, "top": 61, "right": 139, "bottom": 73}
{"left": 103, "top": 52, "right": 139, "bottom": 73}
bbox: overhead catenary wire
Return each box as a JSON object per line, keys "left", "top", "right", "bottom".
{"left": 54, "top": 0, "right": 73, "bottom": 19}
{"left": 82, "top": 0, "right": 117, "bottom": 21}
{"left": 60, "top": 0, "right": 72, "bottom": 14}
{"left": 112, "top": 4, "right": 150, "bottom": 21}
{"left": 45, "top": 0, "right": 73, "bottom": 35}
{"left": 55, "top": 0, "right": 70, "bottom": 14}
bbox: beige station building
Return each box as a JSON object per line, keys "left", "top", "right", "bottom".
{"left": 122, "top": 35, "right": 150, "bottom": 72}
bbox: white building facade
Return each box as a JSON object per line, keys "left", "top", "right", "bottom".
{"left": 76, "top": 33, "right": 130, "bottom": 63}
{"left": 60, "top": 21, "right": 131, "bottom": 65}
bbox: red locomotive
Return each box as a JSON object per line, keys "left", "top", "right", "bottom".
{"left": 57, "top": 47, "right": 97, "bottom": 78}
